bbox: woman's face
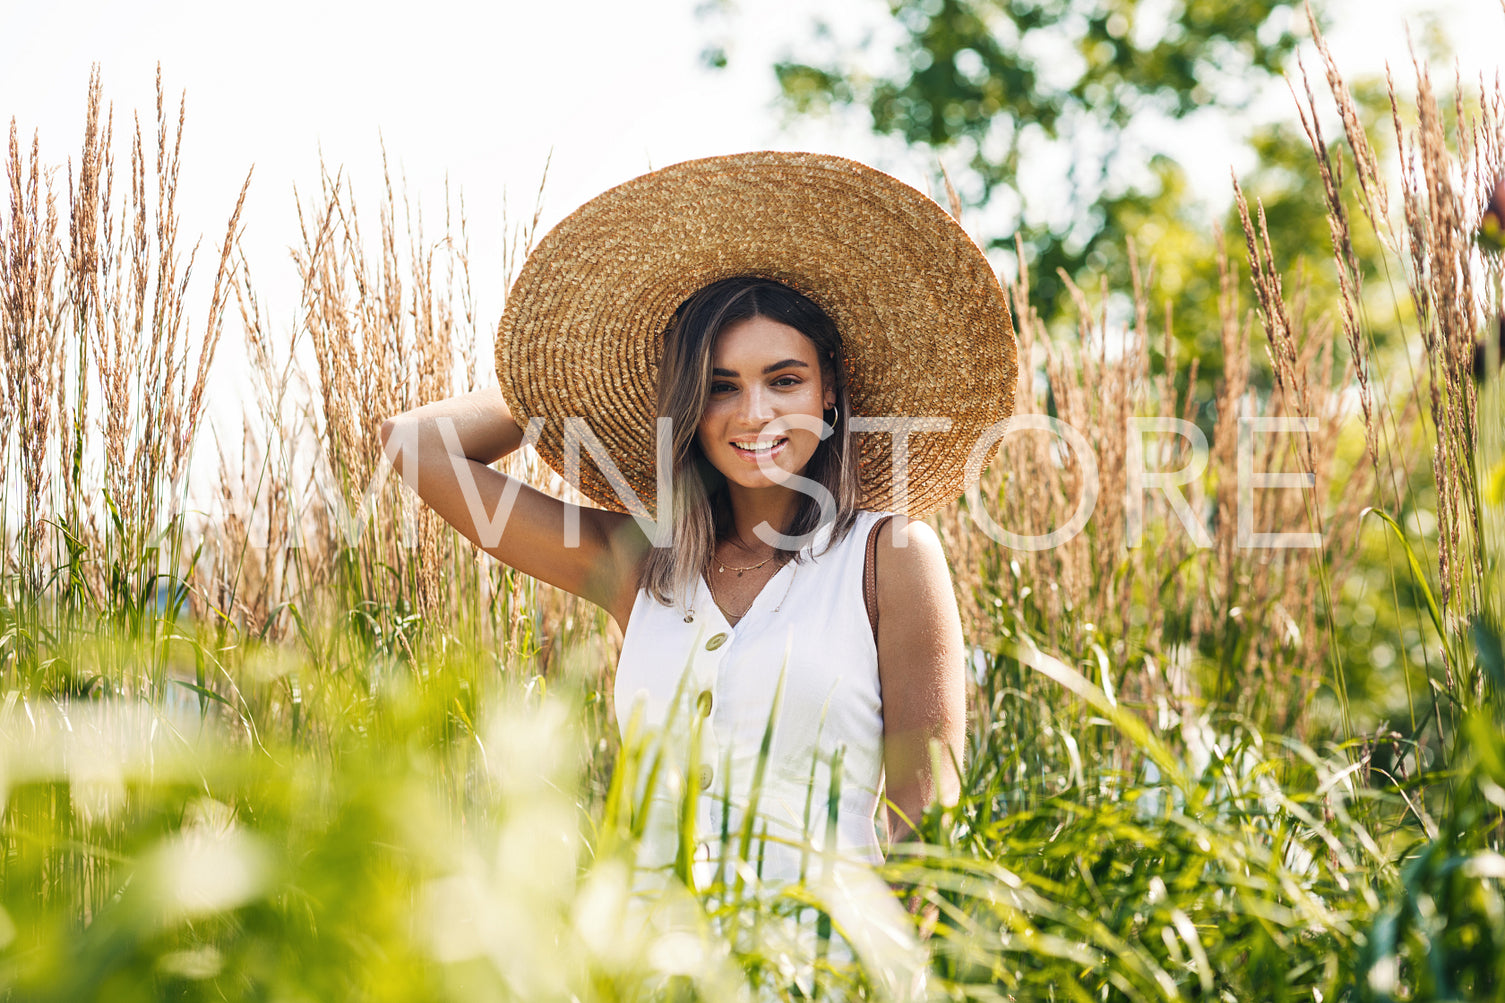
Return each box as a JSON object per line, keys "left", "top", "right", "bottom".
{"left": 697, "top": 315, "right": 834, "bottom": 493}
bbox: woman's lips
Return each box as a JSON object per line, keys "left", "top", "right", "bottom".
{"left": 730, "top": 437, "right": 789, "bottom": 463}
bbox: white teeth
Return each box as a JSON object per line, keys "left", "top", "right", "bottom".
{"left": 735, "top": 439, "right": 783, "bottom": 452}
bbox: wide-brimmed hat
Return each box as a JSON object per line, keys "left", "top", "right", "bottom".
{"left": 495, "top": 150, "right": 1017, "bottom": 518}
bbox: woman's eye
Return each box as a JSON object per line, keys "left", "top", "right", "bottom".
{"left": 710, "top": 382, "right": 736, "bottom": 393}
{"left": 773, "top": 376, "right": 801, "bottom": 388}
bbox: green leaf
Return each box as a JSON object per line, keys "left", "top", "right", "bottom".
{"left": 170, "top": 677, "right": 231, "bottom": 708}
{"left": 1361, "top": 508, "right": 1445, "bottom": 642}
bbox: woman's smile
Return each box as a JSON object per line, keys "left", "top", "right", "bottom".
{"left": 728, "top": 435, "right": 789, "bottom": 462}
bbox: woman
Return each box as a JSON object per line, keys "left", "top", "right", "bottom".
{"left": 381, "top": 152, "right": 1016, "bottom": 887}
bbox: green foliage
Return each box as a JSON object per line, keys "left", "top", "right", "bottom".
{"left": 1356, "top": 712, "right": 1505, "bottom": 1001}
{"left": 928, "top": 646, "right": 1387, "bottom": 1002}
{"left": 0, "top": 620, "right": 1413, "bottom": 1002}
{"left": 774, "top": 0, "right": 1302, "bottom": 315}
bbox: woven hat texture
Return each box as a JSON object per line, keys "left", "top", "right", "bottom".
{"left": 496, "top": 150, "right": 1017, "bottom": 518}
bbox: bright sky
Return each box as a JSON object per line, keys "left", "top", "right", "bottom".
{"left": 2, "top": 0, "right": 1500, "bottom": 421}
{"left": 3, "top": 0, "right": 898, "bottom": 337}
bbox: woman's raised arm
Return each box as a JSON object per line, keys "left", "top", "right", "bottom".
{"left": 379, "top": 390, "right": 645, "bottom": 626}
{"left": 874, "top": 518, "right": 967, "bottom": 843}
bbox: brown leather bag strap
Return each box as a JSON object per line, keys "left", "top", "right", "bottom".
{"left": 864, "top": 515, "right": 894, "bottom": 644}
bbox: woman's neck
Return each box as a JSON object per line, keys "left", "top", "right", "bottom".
{"left": 722, "top": 482, "right": 800, "bottom": 552}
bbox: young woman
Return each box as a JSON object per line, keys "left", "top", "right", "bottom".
{"left": 381, "top": 152, "right": 1016, "bottom": 886}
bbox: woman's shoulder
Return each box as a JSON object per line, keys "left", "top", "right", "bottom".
{"left": 871, "top": 515, "right": 961, "bottom": 654}
{"left": 869, "top": 513, "right": 950, "bottom": 583}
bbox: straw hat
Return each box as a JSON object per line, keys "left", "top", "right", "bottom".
{"left": 495, "top": 151, "right": 1017, "bottom": 518}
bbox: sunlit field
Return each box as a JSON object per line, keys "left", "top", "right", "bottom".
{"left": 3, "top": 23, "right": 1505, "bottom": 1001}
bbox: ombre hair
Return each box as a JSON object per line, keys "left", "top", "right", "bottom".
{"left": 640, "top": 277, "right": 862, "bottom": 607}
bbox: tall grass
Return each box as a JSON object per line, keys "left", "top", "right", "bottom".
{"left": 1, "top": 36, "right": 1503, "bottom": 1000}
{"left": 1, "top": 67, "right": 249, "bottom": 701}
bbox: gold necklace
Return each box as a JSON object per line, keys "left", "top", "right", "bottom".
{"left": 702, "top": 558, "right": 797, "bottom": 622}
{"left": 715, "top": 551, "right": 775, "bottom": 576}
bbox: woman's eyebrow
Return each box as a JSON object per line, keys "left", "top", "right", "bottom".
{"left": 710, "top": 359, "right": 810, "bottom": 378}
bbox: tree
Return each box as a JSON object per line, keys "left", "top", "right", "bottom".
{"left": 773, "top": 0, "right": 1304, "bottom": 317}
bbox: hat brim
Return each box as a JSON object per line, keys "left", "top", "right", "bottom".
{"left": 496, "top": 151, "right": 1017, "bottom": 519}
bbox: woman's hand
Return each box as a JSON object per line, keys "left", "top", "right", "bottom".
{"left": 379, "top": 390, "right": 645, "bottom": 627}
{"left": 873, "top": 517, "right": 966, "bottom": 843}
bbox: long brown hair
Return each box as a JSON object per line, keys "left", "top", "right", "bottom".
{"left": 640, "top": 277, "right": 861, "bottom": 606}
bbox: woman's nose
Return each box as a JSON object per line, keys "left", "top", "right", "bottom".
{"left": 738, "top": 385, "right": 775, "bottom": 424}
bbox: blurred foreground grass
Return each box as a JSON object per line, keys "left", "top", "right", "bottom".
{"left": 2, "top": 617, "right": 1502, "bottom": 1001}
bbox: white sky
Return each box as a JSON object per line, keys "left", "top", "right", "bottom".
{"left": 2, "top": 0, "right": 1501, "bottom": 434}
{"left": 3, "top": 0, "right": 899, "bottom": 336}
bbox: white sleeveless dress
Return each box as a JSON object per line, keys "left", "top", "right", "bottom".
{"left": 614, "top": 510, "right": 891, "bottom": 889}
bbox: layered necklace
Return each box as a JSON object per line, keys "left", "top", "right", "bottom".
{"left": 685, "top": 541, "right": 796, "bottom": 624}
